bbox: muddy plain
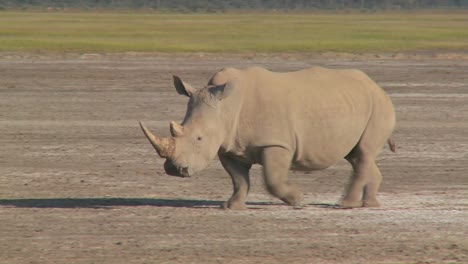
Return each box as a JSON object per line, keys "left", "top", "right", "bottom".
{"left": 0, "top": 54, "right": 467, "bottom": 263}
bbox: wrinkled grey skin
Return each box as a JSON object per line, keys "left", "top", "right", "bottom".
{"left": 140, "top": 67, "right": 396, "bottom": 210}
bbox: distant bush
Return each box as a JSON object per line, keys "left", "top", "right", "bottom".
{"left": 0, "top": 0, "right": 467, "bottom": 11}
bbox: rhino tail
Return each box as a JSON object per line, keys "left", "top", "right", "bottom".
{"left": 387, "top": 138, "right": 396, "bottom": 153}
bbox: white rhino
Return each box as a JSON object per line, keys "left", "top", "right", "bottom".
{"left": 140, "top": 66, "right": 396, "bottom": 209}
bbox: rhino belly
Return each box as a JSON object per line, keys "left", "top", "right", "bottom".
{"left": 290, "top": 118, "right": 366, "bottom": 171}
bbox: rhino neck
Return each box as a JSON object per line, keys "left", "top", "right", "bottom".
{"left": 218, "top": 89, "right": 243, "bottom": 154}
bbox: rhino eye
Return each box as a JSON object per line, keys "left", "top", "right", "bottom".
{"left": 197, "top": 136, "right": 203, "bottom": 141}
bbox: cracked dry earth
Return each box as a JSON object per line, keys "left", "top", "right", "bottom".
{"left": 0, "top": 54, "right": 467, "bottom": 264}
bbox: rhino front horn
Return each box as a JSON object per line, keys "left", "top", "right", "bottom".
{"left": 139, "top": 121, "right": 175, "bottom": 158}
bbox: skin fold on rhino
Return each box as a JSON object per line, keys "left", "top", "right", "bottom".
{"left": 140, "top": 66, "right": 396, "bottom": 210}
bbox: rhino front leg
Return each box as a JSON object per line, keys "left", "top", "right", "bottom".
{"left": 219, "top": 154, "right": 252, "bottom": 210}
{"left": 261, "top": 147, "right": 302, "bottom": 207}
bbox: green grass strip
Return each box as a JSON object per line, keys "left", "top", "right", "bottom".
{"left": 0, "top": 11, "right": 467, "bottom": 53}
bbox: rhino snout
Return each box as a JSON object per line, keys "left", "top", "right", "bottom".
{"left": 164, "top": 160, "right": 191, "bottom": 178}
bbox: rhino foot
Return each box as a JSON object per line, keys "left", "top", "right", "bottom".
{"left": 280, "top": 195, "right": 302, "bottom": 208}
{"left": 292, "top": 204, "right": 305, "bottom": 210}
{"left": 363, "top": 199, "right": 381, "bottom": 208}
{"left": 221, "top": 201, "right": 247, "bottom": 210}
{"left": 340, "top": 199, "right": 363, "bottom": 208}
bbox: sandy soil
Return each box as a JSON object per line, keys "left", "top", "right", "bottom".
{"left": 0, "top": 54, "right": 467, "bottom": 264}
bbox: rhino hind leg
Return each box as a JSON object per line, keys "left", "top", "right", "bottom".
{"left": 341, "top": 96, "right": 395, "bottom": 208}
{"left": 342, "top": 153, "right": 382, "bottom": 208}
{"left": 261, "top": 147, "right": 302, "bottom": 207}
{"left": 219, "top": 154, "right": 252, "bottom": 210}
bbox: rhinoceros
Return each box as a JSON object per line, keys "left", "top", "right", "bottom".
{"left": 140, "top": 66, "right": 395, "bottom": 209}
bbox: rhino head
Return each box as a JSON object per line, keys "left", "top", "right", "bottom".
{"left": 140, "top": 75, "right": 235, "bottom": 178}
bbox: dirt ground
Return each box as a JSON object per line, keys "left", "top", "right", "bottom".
{"left": 0, "top": 53, "right": 467, "bottom": 264}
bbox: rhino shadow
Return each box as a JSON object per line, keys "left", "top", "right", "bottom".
{"left": 0, "top": 198, "right": 301, "bottom": 209}
{"left": 0, "top": 198, "right": 341, "bottom": 209}
{"left": 0, "top": 198, "right": 223, "bottom": 209}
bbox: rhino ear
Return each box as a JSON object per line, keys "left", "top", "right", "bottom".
{"left": 173, "top": 75, "right": 196, "bottom": 97}
{"left": 209, "top": 82, "right": 235, "bottom": 101}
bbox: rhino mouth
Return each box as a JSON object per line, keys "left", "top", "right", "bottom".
{"left": 164, "top": 160, "right": 191, "bottom": 178}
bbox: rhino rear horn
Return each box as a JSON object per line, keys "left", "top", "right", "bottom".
{"left": 170, "top": 121, "right": 184, "bottom": 137}
{"left": 139, "top": 121, "right": 175, "bottom": 158}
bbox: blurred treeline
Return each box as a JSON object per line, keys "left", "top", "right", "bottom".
{"left": 1, "top": 0, "right": 467, "bottom": 11}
